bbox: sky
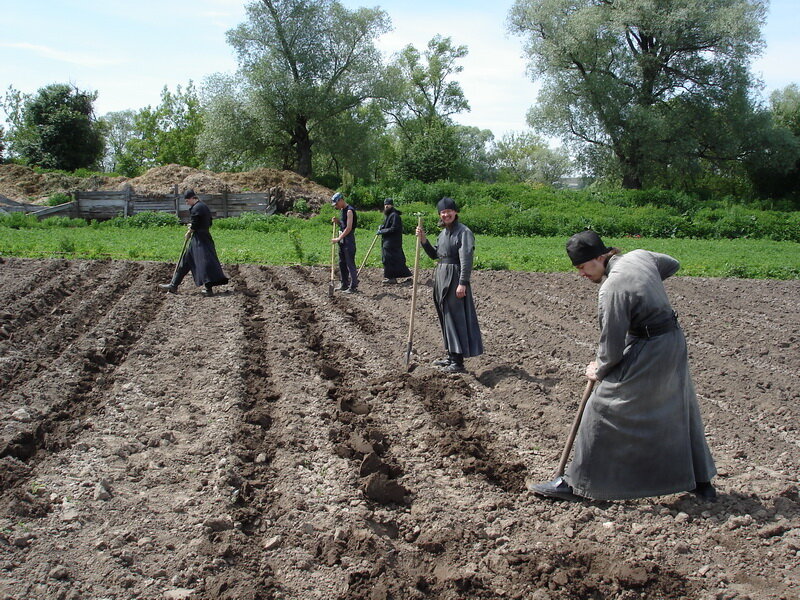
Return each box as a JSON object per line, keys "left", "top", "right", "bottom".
{"left": 1, "top": 0, "right": 798, "bottom": 142}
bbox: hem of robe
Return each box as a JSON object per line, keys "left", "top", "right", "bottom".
{"left": 568, "top": 477, "right": 702, "bottom": 501}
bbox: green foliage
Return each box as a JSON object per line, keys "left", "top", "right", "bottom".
{"left": 223, "top": 0, "right": 391, "bottom": 177}
{"left": 0, "top": 213, "right": 39, "bottom": 229}
{"left": 57, "top": 236, "right": 77, "bottom": 254}
{"left": 4, "top": 84, "right": 104, "bottom": 170}
{"left": 100, "top": 211, "right": 180, "bottom": 228}
{"left": 115, "top": 82, "right": 204, "bottom": 175}
{"left": 46, "top": 192, "right": 72, "bottom": 206}
{"left": 292, "top": 199, "right": 311, "bottom": 214}
{"left": 288, "top": 229, "right": 304, "bottom": 262}
{"left": 508, "top": 0, "right": 768, "bottom": 190}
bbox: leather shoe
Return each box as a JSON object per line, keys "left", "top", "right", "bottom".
{"left": 529, "top": 476, "right": 579, "bottom": 501}
{"left": 159, "top": 283, "right": 177, "bottom": 294}
{"left": 432, "top": 356, "right": 453, "bottom": 367}
{"left": 691, "top": 481, "right": 717, "bottom": 501}
{"left": 440, "top": 362, "right": 465, "bottom": 373}
{"left": 202, "top": 286, "right": 214, "bottom": 297}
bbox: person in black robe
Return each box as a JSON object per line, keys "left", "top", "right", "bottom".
{"left": 159, "top": 189, "right": 229, "bottom": 297}
{"left": 415, "top": 197, "right": 483, "bottom": 373}
{"left": 376, "top": 198, "right": 412, "bottom": 284}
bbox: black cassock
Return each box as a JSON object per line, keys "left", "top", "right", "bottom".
{"left": 178, "top": 201, "right": 228, "bottom": 288}
{"left": 377, "top": 208, "right": 412, "bottom": 279}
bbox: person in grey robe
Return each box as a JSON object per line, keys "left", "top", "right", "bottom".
{"left": 415, "top": 197, "right": 483, "bottom": 373}
{"left": 531, "top": 230, "right": 717, "bottom": 502}
{"left": 377, "top": 198, "right": 412, "bottom": 283}
{"left": 159, "top": 189, "right": 229, "bottom": 297}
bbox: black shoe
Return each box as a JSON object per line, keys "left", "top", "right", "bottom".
{"left": 382, "top": 278, "right": 398, "bottom": 284}
{"left": 202, "top": 286, "right": 214, "bottom": 297}
{"left": 440, "top": 362, "right": 465, "bottom": 373}
{"left": 336, "top": 284, "right": 349, "bottom": 291}
{"left": 691, "top": 481, "right": 717, "bottom": 501}
{"left": 432, "top": 356, "right": 453, "bottom": 367}
{"left": 159, "top": 283, "right": 178, "bottom": 294}
{"left": 342, "top": 287, "right": 358, "bottom": 294}
{"left": 529, "top": 476, "right": 579, "bottom": 501}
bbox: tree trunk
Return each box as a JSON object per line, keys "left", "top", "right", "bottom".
{"left": 292, "top": 117, "right": 313, "bottom": 178}
{"left": 622, "top": 170, "right": 643, "bottom": 189}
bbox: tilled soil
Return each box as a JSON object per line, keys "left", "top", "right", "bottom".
{"left": 0, "top": 258, "right": 798, "bottom": 600}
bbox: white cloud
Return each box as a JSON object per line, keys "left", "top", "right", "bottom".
{"left": 0, "top": 42, "right": 122, "bottom": 68}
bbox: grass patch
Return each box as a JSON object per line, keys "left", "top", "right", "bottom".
{"left": 2, "top": 220, "right": 798, "bottom": 279}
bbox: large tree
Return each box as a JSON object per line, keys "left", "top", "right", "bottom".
{"left": 508, "top": 0, "right": 767, "bottom": 189}
{"left": 225, "top": 0, "right": 390, "bottom": 178}
{"left": 381, "top": 35, "right": 471, "bottom": 182}
{"left": 492, "top": 131, "right": 572, "bottom": 185}
{"left": 3, "top": 83, "right": 104, "bottom": 171}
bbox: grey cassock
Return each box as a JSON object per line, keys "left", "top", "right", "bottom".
{"left": 565, "top": 250, "right": 716, "bottom": 500}
{"left": 422, "top": 221, "right": 483, "bottom": 358}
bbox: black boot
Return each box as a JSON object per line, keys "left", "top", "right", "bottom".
{"left": 159, "top": 282, "right": 178, "bottom": 294}
{"left": 691, "top": 481, "right": 717, "bottom": 501}
{"left": 201, "top": 284, "right": 214, "bottom": 297}
{"left": 440, "top": 353, "right": 465, "bottom": 373}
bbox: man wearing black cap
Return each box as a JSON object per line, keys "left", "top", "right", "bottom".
{"left": 158, "top": 189, "right": 228, "bottom": 297}
{"left": 415, "top": 197, "right": 483, "bottom": 373}
{"left": 376, "top": 198, "right": 412, "bottom": 284}
{"left": 330, "top": 192, "right": 358, "bottom": 293}
{"left": 531, "top": 230, "right": 717, "bottom": 502}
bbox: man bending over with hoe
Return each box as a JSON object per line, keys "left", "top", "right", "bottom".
{"left": 531, "top": 230, "right": 717, "bottom": 502}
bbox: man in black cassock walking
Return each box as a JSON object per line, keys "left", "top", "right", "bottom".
{"left": 158, "top": 189, "right": 228, "bottom": 297}
{"left": 376, "top": 198, "right": 412, "bottom": 284}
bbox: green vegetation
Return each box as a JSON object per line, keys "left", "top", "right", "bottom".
{"left": 1, "top": 207, "right": 797, "bottom": 279}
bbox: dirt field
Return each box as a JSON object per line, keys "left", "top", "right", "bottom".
{"left": 0, "top": 258, "right": 798, "bottom": 600}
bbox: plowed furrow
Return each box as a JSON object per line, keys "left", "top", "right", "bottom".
{"left": 0, "top": 262, "right": 167, "bottom": 475}
{"left": 0, "top": 260, "right": 140, "bottom": 389}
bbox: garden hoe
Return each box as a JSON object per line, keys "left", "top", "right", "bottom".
{"left": 404, "top": 215, "right": 424, "bottom": 370}
{"left": 357, "top": 233, "right": 380, "bottom": 277}
{"left": 329, "top": 221, "right": 336, "bottom": 298}
{"left": 171, "top": 229, "right": 192, "bottom": 283}
{"left": 555, "top": 379, "right": 595, "bottom": 477}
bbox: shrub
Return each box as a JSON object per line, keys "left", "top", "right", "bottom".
{"left": 46, "top": 192, "right": 72, "bottom": 206}
{"left": 101, "top": 211, "right": 180, "bottom": 228}
{"left": 0, "top": 213, "right": 39, "bottom": 228}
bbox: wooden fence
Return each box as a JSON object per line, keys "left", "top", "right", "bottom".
{"left": 13, "top": 186, "right": 281, "bottom": 222}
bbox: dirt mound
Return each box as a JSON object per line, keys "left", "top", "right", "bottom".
{"left": 0, "top": 164, "right": 334, "bottom": 211}
{"left": 0, "top": 164, "right": 125, "bottom": 204}
{"left": 0, "top": 261, "right": 798, "bottom": 600}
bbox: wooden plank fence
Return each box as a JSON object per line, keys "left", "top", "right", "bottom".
{"left": 20, "top": 187, "right": 280, "bottom": 222}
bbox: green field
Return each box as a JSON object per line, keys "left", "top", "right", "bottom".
{"left": 1, "top": 219, "right": 798, "bottom": 279}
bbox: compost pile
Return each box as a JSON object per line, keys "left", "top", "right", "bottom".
{"left": 0, "top": 164, "right": 333, "bottom": 213}
{"left": 0, "top": 258, "right": 798, "bottom": 600}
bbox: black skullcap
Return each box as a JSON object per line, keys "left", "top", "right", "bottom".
{"left": 566, "top": 230, "right": 611, "bottom": 266}
{"left": 184, "top": 189, "right": 198, "bottom": 200}
{"left": 436, "top": 197, "right": 457, "bottom": 212}
{"left": 383, "top": 197, "right": 394, "bottom": 205}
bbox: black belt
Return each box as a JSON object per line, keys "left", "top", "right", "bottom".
{"left": 629, "top": 313, "right": 678, "bottom": 338}
{"left": 438, "top": 257, "right": 459, "bottom": 264}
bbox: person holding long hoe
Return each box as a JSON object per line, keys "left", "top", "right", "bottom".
{"left": 330, "top": 192, "right": 359, "bottom": 294}
{"left": 530, "top": 230, "right": 717, "bottom": 502}
{"left": 159, "top": 189, "right": 228, "bottom": 297}
{"left": 375, "top": 198, "right": 412, "bottom": 284}
{"left": 404, "top": 213, "right": 424, "bottom": 368}
{"left": 415, "top": 197, "right": 483, "bottom": 374}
